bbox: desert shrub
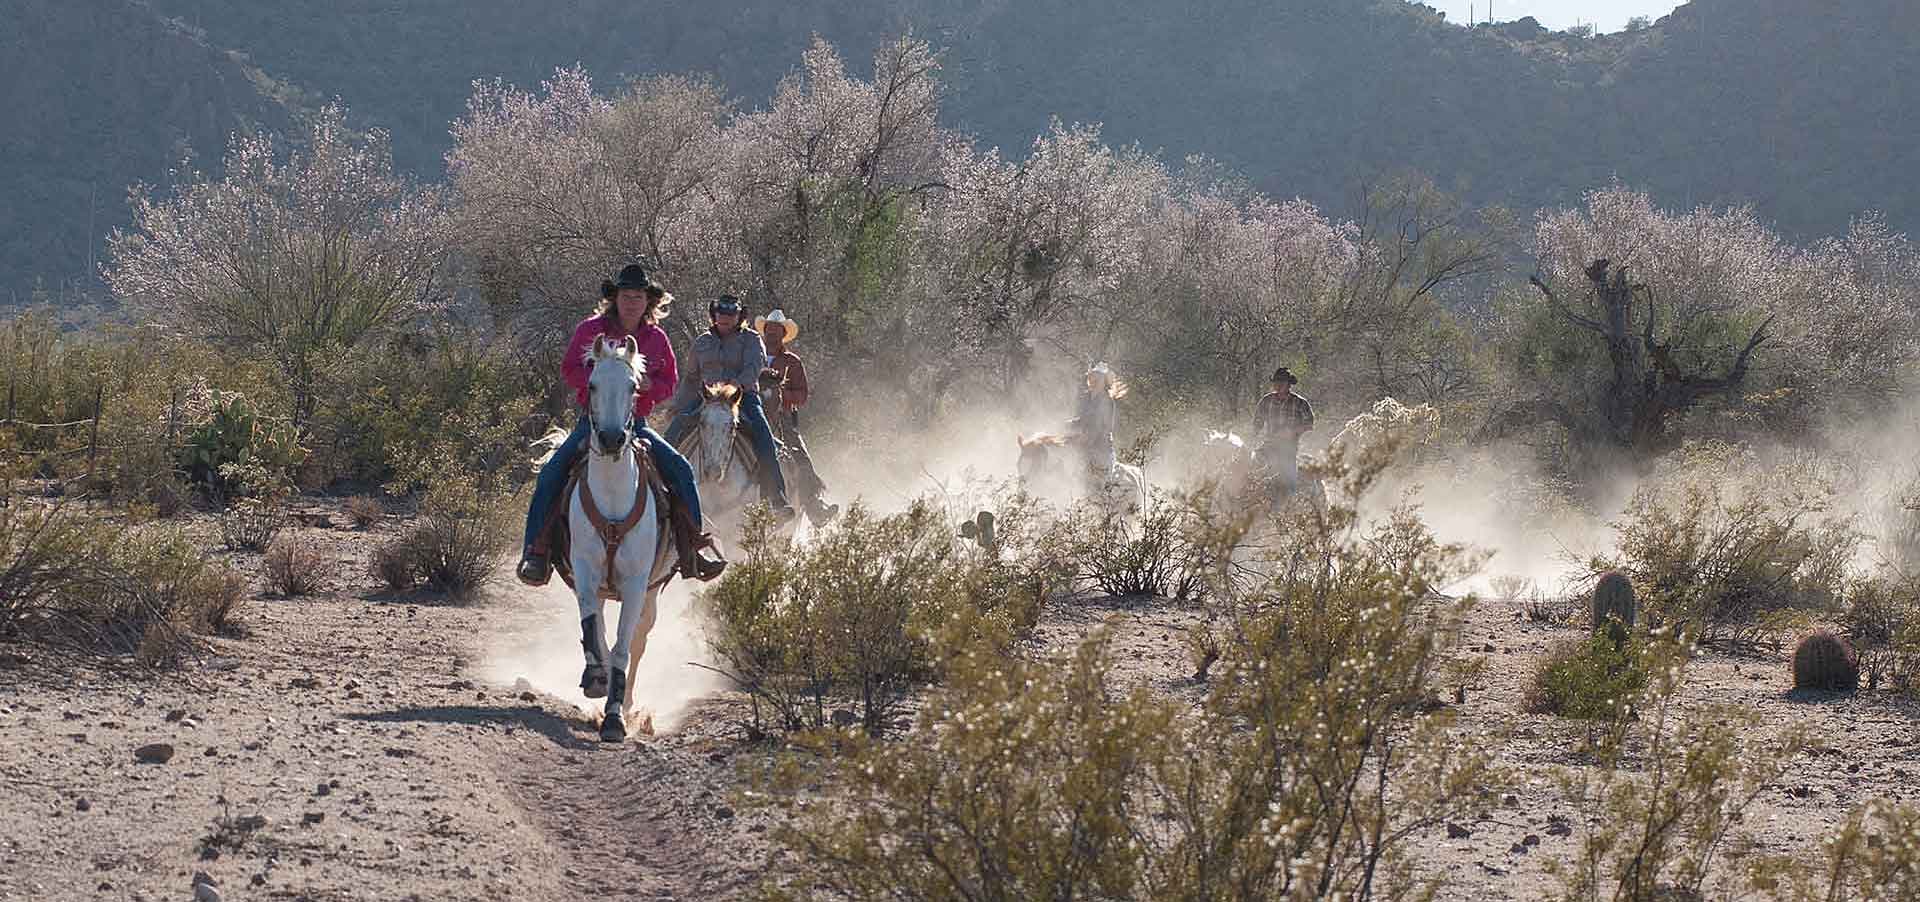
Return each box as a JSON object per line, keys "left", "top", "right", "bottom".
{"left": 344, "top": 494, "right": 385, "bottom": 528}
{"left": 1790, "top": 630, "right": 1859, "bottom": 691}
{"left": 1751, "top": 799, "right": 1920, "bottom": 901}
{"left": 1839, "top": 575, "right": 1920, "bottom": 693}
{"left": 263, "top": 538, "right": 326, "bottom": 597}
{"left": 760, "top": 435, "right": 1497, "bottom": 900}
{"left": 756, "top": 632, "right": 1172, "bottom": 901}
{"left": 705, "top": 499, "right": 1031, "bottom": 737}
{"left": 1553, "top": 640, "right": 1809, "bottom": 902}
{"left": 948, "top": 488, "right": 1066, "bottom": 639}
{"left": 0, "top": 498, "right": 106, "bottom": 635}
{"left": 368, "top": 483, "right": 513, "bottom": 602}
{"left": 1604, "top": 443, "right": 1856, "bottom": 650}
{"left": 370, "top": 541, "right": 417, "bottom": 592}
{"left": 1523, "top": 633, "right": 1651, "bottom": 719}
{"left": 1060, "top": 492, "right": 1217, "bottom": 600}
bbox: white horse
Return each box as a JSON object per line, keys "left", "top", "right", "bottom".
{"left": 682, "top": 383, "right": 760, "bottom": 529}
{"left": 538, "top": 334, "right": 672, "bottom": 743}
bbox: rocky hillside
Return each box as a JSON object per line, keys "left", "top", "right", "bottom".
{"left": 1, "top": 0, "right": 301, "bottom": 305}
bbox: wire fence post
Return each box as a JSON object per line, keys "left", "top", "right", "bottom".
{"left": 87, "top": 384, "right": 103, "bottom": 481}
{"left": 167, "top": 384, "right": 180, "bottom": 447}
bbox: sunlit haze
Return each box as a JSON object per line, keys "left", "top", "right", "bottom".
{"left": 1428, "top": 0, "right": 1686, "bottom": 32}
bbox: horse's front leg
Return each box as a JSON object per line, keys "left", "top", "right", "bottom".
{"left": 601, "top": 556, "right": 660, "bottom": 742}
{"left": 574, "top": 568, "right": 610, "bottom": 701}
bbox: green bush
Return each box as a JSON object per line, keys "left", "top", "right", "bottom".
{"left": 1605, "top": 443, "right": 1855, "bottom": 649}
{"left": 1839, "top": 575, "right": 1920, "bottom": 693}
{"left": 1553, "top": 640, "right": 1809, "bottom": 902}
{"left": 311, "top": 329, "right": 542, "bottom": 492}
{"left": 178, "top": 392, "right": 305, "bottom": 496}
{"left": 755, "top": 633, "right": 1172, "bottom": 901}
{"left": 1524, "top": 633, "right": 1651, "bottom": 719}
{"left": 704, "top": 499, "right": 1036, "bottom": 737}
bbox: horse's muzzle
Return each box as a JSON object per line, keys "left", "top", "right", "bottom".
{"left": 595, "top": 428, "right": 626, "bottom": 455}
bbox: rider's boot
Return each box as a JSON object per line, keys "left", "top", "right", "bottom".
{"left": 805, "top": 495, "right": 840, "bottom": 525}
{"left": 579, "top": 614, "right": 609, "bottom": 699}
{"left": 516, "top": 545, "right": 551, "bottom": 587}
{"left": 756, "top": 466, "right": 798, "bottom": 524}
{"left": 668, "top": 493, "right": 727, "bottom": 581}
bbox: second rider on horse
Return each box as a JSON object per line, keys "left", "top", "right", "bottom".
{"left": 663, "top": 294, "right": 797, "bottom": 522}
{"left": 517, "top": 264, "right": 726, "bottom": 587}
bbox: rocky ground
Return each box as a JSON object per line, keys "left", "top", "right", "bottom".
{"left": 3, "top": 497, "right": 1918, "bottom": 900}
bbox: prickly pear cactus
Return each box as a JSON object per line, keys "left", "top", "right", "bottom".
{"left": 975, "top": 511, "right": 996, "bottom": 548}
{"left": 1792, "top": 630, "right": 1859, "bottom": 691}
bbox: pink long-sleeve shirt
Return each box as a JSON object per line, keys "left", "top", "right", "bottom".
{"left": 562, "top": 314, "right": 677, "bottom": 417}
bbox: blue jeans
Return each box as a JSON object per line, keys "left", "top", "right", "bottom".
{"left": 664, "top": 391, "right": 791, "bottom": 508}
{"left": 523, "top": 419, "right": 702, "bottom": 550}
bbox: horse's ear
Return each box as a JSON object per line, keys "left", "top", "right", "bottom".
{"left": 591, "top": 334, "right": 609, "bottom": 358}
{"left": 620, "top": 334, "right": 638, "bottom": 356}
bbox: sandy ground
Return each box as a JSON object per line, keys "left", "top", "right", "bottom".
{"left": 4, "top": 497, "right": 1919, "bottom": 900}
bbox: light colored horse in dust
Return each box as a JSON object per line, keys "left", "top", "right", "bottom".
{"left": 1016, "top": 432, "right": 1149, "bottom": 522}
{"left": 532, "top": 334, "right": 673, "bottom": 743}
{"left": 680, "top": 382, "right": 761, "bottom": 529}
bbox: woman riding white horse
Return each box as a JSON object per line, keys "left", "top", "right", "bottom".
{"left": 517, "top": 264, "right": 723, "bottom": 589}
{"left": 556, "top": 335, "right": 677, "bottom": 742}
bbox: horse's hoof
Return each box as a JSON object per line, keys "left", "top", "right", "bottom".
{"left": 600, "top": 712, "right": 625, "bottom": 743}
{"left": 580, "top": 665, "right": 609, "bottom": 699}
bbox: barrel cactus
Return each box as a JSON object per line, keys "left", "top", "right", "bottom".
{"left": 1592, "top": 570, "right": 1638, "bottom": 645}
{"left": 1792, "top": 630, "right": 1860, "bottom": 691}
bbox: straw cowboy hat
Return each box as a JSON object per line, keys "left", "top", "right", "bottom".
{"left": 754, "top": 309, "right": 800, "bottom": 343}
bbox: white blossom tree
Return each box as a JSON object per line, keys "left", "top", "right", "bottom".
{"left": 104, "top": 104, "right": 447, "bottom": 426}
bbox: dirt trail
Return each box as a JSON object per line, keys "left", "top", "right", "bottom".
{"left": 0, "top": 507, "right": 775, "bottom": 901}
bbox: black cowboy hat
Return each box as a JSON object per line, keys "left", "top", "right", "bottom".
{"left": 611, "top": 263, "right": 652, "bottom": 292}
{"left": 1272, "top": 366, "right": 1299, "bottom": 385}
{"left": 709, "top": 294, "right": 744, "bottom": 317}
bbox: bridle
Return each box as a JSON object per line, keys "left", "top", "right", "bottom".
{"left": 586, "top": 355, "right": 645, "bottom": 457}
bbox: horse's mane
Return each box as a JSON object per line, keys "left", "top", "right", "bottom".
{"left": 703, "top": 382, "right": 742, "bottom": 408}
{"left": 1019, "top": 432, "right": 1070, "bottom": 448}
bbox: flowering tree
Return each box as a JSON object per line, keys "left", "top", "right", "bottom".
{"left": 104, "top": 105, "right": 446, "bottom": 426}
{"left": 933, "top": 122, "right": 1164, "bottom": 394}
{"left": 447, "top": 68, "right": 733, "bottom": 362}
{"left": 724, "top": 35, "right": 952, "bottom": 348}
{"left": 1495, "top": 186, "right": 1920, "bottom": 464}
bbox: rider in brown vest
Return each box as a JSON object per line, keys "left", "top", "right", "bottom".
{"left": 754, "top": 309, "right": 840, "bottom": 524}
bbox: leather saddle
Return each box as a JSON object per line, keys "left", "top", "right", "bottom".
{"left": 540, "top": 436, "right": 673, "bottom": 601}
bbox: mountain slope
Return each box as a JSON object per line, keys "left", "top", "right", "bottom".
{"left": 6, "top": 0, "right": 1915, "bottom": 301}
{"left": 0, "top": 0, "right": 301, "bottom": 304}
